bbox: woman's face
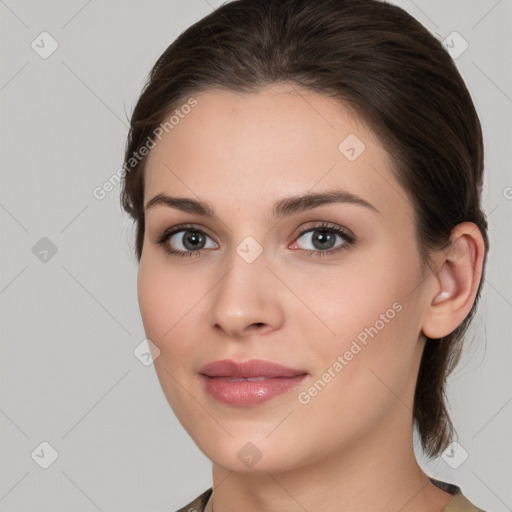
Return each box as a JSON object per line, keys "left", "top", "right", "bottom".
{"left": 138, "top": 83, "right": 435, "bottom": 473}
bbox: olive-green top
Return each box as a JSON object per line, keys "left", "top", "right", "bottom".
{"left": 174, "top": 478, "right": 487, "bottom": 512}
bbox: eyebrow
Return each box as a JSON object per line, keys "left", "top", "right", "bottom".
{"left": 144, "top": 188, "right": 379, "bottom": 219}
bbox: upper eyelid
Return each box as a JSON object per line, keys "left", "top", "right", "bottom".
{"left": 161, "top": 223, "right": 216, "bottom": 240}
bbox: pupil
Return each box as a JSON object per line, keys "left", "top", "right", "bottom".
{"left": 313, "top": 230, "right": 334, "bottom": 250}
{"left": 183, "top": 231, "right": 204, "bottom": 250}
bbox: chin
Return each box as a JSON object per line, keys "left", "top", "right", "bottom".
{"left": 190, "top": 430, "right": 318, "bottom": 475}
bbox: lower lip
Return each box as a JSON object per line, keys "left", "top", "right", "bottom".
{"left": 200, "top": 374, "right": 308, "bottom": 406}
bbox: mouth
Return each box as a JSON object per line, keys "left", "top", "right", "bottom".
{"left": 198, "top": 359, "right": 308, "bottom": 406}
{"left": 198, "top": 358, "right": 307, "bottom": 378}
{"left": 222, "top": 376, "right": 275, "bottom": 382}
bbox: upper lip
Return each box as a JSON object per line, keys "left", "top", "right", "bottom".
{"left": 198, "top": 359, "right": 307, "bottom": 378}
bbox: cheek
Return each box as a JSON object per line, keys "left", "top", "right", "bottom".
{"left": 300, "top": 243, "right": 423, "bottom": 388}
{"left": 136, "top": 259, "right": 202, "bottom": 416}
{"left": 297, "top": 248, "right": 418, "bottom": 345}
{"left": 137, "top": 257, "right": 197, "bottom": 352}
{"left": 137, "top": 261, "right": 169, "bottom": 340}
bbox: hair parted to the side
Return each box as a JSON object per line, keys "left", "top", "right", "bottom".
{"left": 120, "top": 0, "right": 489, "bottom": 459}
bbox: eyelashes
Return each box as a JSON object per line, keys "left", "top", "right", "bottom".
{"left": 154, "top": 221, "right": 356, "bottom": 259}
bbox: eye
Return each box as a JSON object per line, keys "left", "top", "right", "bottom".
{"left": 290, "top": 222, "right": 355, "bottom": 256}
{"left": 156, "top": 224, "right": 218, "bottom": 257}
{"left": 155, "top": 221, "right": 355, "bottom": 259}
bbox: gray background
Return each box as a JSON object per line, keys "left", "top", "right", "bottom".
{"left": 1, "top": 1, "right": 511, "bottom": 511}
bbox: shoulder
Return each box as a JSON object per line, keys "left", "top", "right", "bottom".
{"left": 174, "top": 488, "right": 213, "bottom": 512}
{"left": 173, "top": 483, "right": 488, "bottom": 512}
{"left": 432, "top": 479, "right": 487, "bottom": 512}
{"left": 442, "top": 491, "right": 488, "bottom": 512}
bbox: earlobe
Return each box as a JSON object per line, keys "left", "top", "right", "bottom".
{"left": 422, "top": 222, "right": 485, "bottom": 339}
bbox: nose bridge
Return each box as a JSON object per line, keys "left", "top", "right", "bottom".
{"left": 206, "top": 239, "right": 282, "bottom": 337}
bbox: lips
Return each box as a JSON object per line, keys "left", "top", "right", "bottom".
{"left": 198, "top": 359, "right": 308, "bottom": 406}
{"left": 198, "top": 358, "right": 306, "bottom": 379}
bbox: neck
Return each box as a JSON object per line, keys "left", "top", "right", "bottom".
{"left": 205, "top": 416, "right": 453, "bottom": 512}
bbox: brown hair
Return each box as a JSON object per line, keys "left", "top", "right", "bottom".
{"left": 120, "top": 0, "right": 489, "bottom": 458}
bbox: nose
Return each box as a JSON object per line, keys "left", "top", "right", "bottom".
{"left": 205, "top": 248, "right": 284, "bottom": 340}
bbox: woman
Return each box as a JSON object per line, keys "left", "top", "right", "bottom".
{"left": 120, "top": 0, "right": 489, "bottom": 510}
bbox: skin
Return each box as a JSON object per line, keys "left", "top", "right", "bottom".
{"left": 137, "top": 82, "right": 485, "bottom": 512}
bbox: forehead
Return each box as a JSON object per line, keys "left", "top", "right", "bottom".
{"left": 143, "top": 83, "right": 410, "bottom": 221}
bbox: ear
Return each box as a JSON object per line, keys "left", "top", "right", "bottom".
{"left": 422, "top": 222, "right": 486, "bottom": 339}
